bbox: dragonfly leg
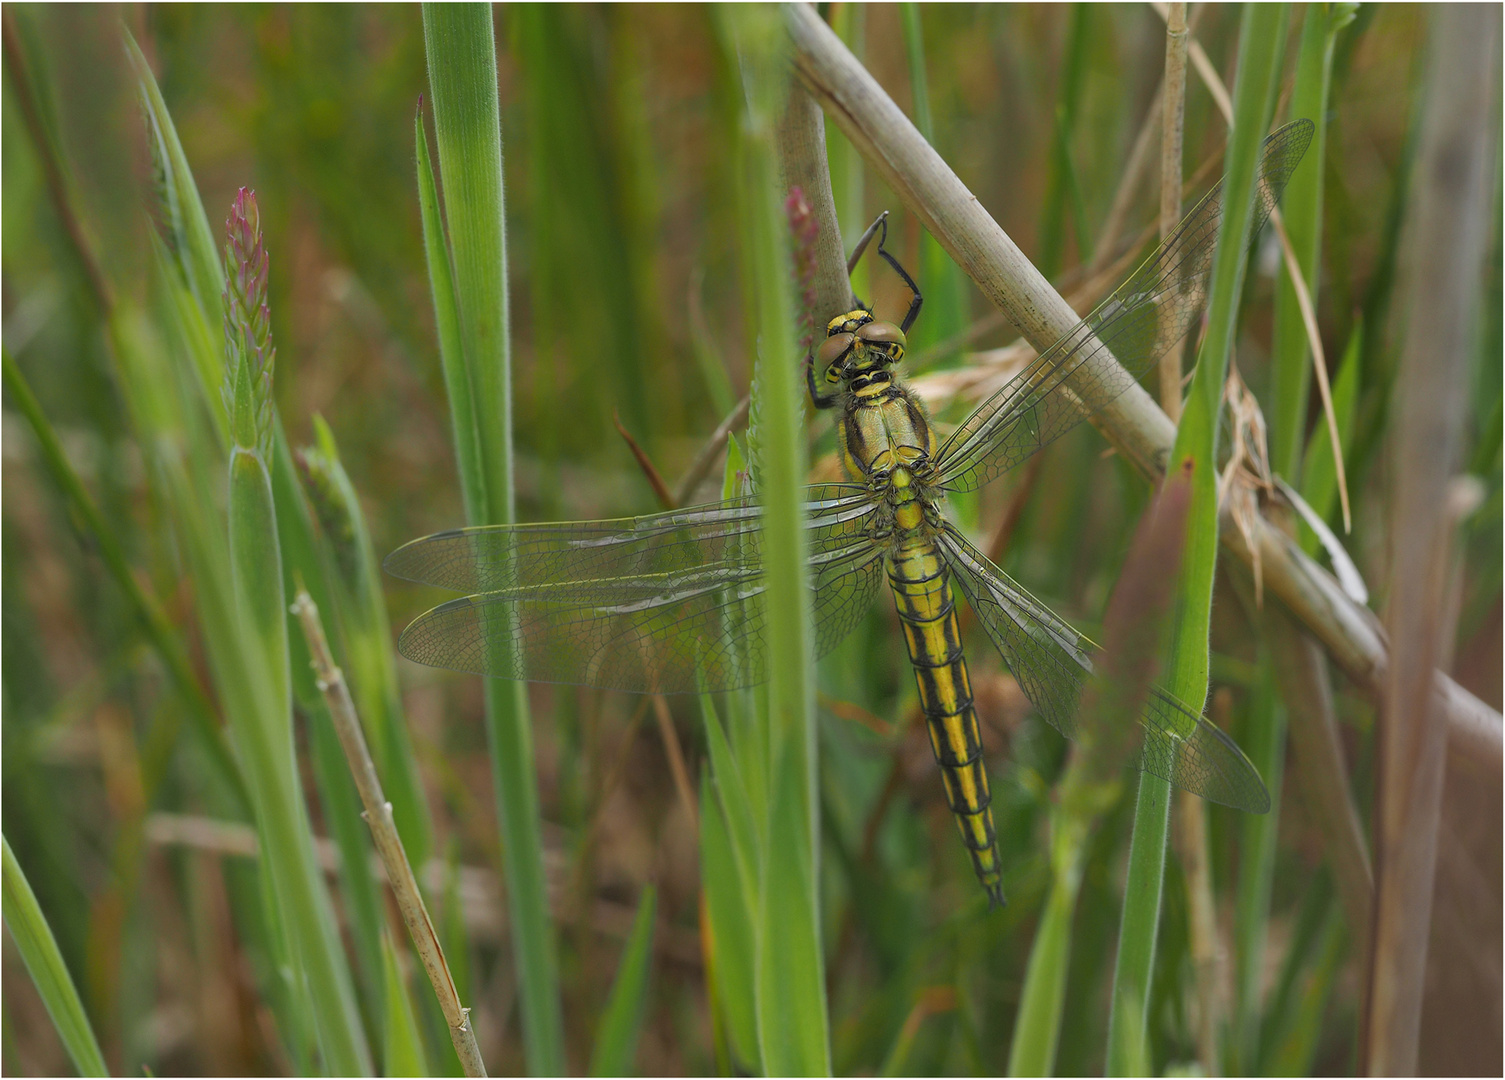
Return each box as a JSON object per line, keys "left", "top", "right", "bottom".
{"left": 806, "top": 354, "right": 839, "bottom": 409}
{"left": 872, "top": 215, "right": 924, "bottom": 334}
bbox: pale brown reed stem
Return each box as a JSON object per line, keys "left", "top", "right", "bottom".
{"left": 1365, "top": 7, "right": 1500, "bottom": 1072}
{"left": 291, "top": 591, "right": 487, "bottom": 1078}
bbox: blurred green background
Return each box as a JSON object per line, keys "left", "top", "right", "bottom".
{"left": 2, "top": 4, "right": 1499, "bottom": 1076}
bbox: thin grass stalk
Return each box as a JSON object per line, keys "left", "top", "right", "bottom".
{"left": 380, "top": 930, "right": 432, "bottom": 1077}
{"left": 784, "top": 3, "right": 1501, "bottom": 761}
{"left": 1159, "top": 10, "right": 1226, "bottom": 1070}
{"left": 1010, "top": 465, "right": 1194, "bottom": 1076}
{"left": 421, "top": 7, "right": 563, "bottom": 1073}
{"left": 222, "top": 190, "right": 372, "bottom": 1075}
{"left": 1270, "top": 3, "right": 1356, "bottom": 482}
{"left": 721, "top": 6, "right": 829, "bottom": 1074}
{"left": 1160, "top": 2, "right": 1353, "bottom": 534}
{"left": 2, "top": 834, "right": 109, "bottom": 1077}
{"left": 588, "top": 885, "right": 657, "bottom": 1077}
{"left": 1366, "top": 7, "right": 1501, "bottom": 1072}
{"left": 266, "top": 419, "right": 391, "bottom": 1040}
{"left": 1105, "top": 7, "right": 1290, "bottom": 1070}
{"left": 291, "top": 592, "right": 486, "bottom": 1077}
{"left": 1157, "top": 2, "right": 1188, "bottom": 421}
{"left": 118, "top": 257, "right": 317, "bottom": 1064}
{"left": 699, "top": 700, "right": 761, "bottom": 1072}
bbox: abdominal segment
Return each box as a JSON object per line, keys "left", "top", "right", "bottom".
{"left": 888, "top": 543, "right": 1005, "bottom": 907}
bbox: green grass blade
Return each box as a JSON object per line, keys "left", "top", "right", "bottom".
{"left": 303, "top": 415, "right": 435, "bottom": 865}
{"left": 381, "top": 932, "right": 433, "bottom": 1078}
{"left": 1271, "top": 3, "right": 1357, "bottom": 480}
{"left": 589, "top": 885, "right": 657, "bottom": 1077}
{"left": 2, "top": 834, "right": 108, "bottom": 1077}
{"left": 227, "top": 443, "right": 372, "bottom": 1075}
{"left": 422, "top": 2, "right": 515, "bottom": 528}
{"left": 759, "top": 737, "right": 830, "bottom": 1076}
{"left": 414, "top": 107, "right": 486, "bottom": 527}
{"left": 700, "top": 695, "right": 760, "bottom": 899}
{"left": 421, "top": 7, "right": 562, "bottom": 1073}
{"left": 122, "top": 29, "right": 222, "bottom": 335}
{"left": 1008, "top": 863, "right": 1079, "bottom": 1076}
{"left": 224, "top": 190, "right": 371, "bottom": 1074}
{"left": 720, "top": 5, "right": 828, "bottom": 1073}
{"left": 1106, "top": 6, "right": 1291, "bottom": 1071}
{"left": 699, "top": 767, "right": 760, "bottom": 1073}
{"left": 1015, "top": 464, "right": 1194, "bottom": 1076}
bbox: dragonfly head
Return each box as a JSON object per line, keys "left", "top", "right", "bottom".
{"left": 816, "top": 309, "right": 907, "bottom": 389}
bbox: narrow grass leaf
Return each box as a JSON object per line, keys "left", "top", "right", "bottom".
{"left": 720, "top": 5, "right": 829, "bottom": 1072}
{"left": 1012, "top": 463, "right": 1193, "bottom": 1077}
{"left": 589, "top": 885, "right": 657, "bottom": 1077}
{"left": 1271, "top": 2, "right": 1357, "bottom": 480}
{"left": 380, "top": 931, "right": 432, "bottom": 1078}
{"left": 758, "top": 737, "right": 830, "bottom": 1076}
{"left": 700, "top": 695, "right": 759, "bottom": 900}
{"left": 224, "top": 191, "right": 372, "bottom": 1075}
{"left": 421, "top": 7, "right": 562, "bottom": 1073}
{"left": 2, "top": 834, "right": 108, "bottom": 1078}
{"left": 414, "top": 107, "right": 485, "bottom": 526}
{"left": 123, "top": 30, "right": 222, "bottom": 331}
{"left": 699, "top": 771, "right": 760, "bottom": 1073}
{"left": 1107, "top": 7, "right": 1291, "bottom": 1071}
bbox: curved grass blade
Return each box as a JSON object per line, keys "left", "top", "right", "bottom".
{"left": 1108, "top": 8, "right": 1294, "bottom": 1070}
{"left": 422, "top": 6, "right": 561, "bottom": 1072}
{"left": 589, "top": 885, "right": 657, "bottom": 1077}
{"left": 2, "top": 834, "right": 108, "bottom": 1077}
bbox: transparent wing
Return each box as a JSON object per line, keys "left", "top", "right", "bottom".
{"left": 933, "top": 120, "right": 1314, "bottom": 494}
{"left": 938, "top": 524, "right": 1270, "bottom": 813}
{"left": 385, "top": 485, "right": 887, "bottom": 694}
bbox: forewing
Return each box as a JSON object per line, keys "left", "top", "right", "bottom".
{"left": 939, "top": 526, "right": 1269, "bottom": 813}
{"left": 933, "top": 120, "right": 1314, "bottom": 494}
{"left": 388, "top": 486, "right": 887, "bottom": 694}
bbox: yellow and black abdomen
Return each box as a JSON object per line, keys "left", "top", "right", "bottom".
{"left": 888, "top": 537, "right": 1005, "bottom": 907}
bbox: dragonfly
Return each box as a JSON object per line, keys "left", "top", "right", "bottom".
{"left": 387, "top": 120, "right": 1314, "bottom": 908}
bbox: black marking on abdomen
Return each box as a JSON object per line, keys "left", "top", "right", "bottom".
{"left": 887, "top": 546, "right": 1006, "bottom": 907}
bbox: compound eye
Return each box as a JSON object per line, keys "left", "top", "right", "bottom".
{"left": 816, "top": 332, "right": 854, "bottom": 371}
{"left": 856, "top": 321, "right": 906, "bottom": 349}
